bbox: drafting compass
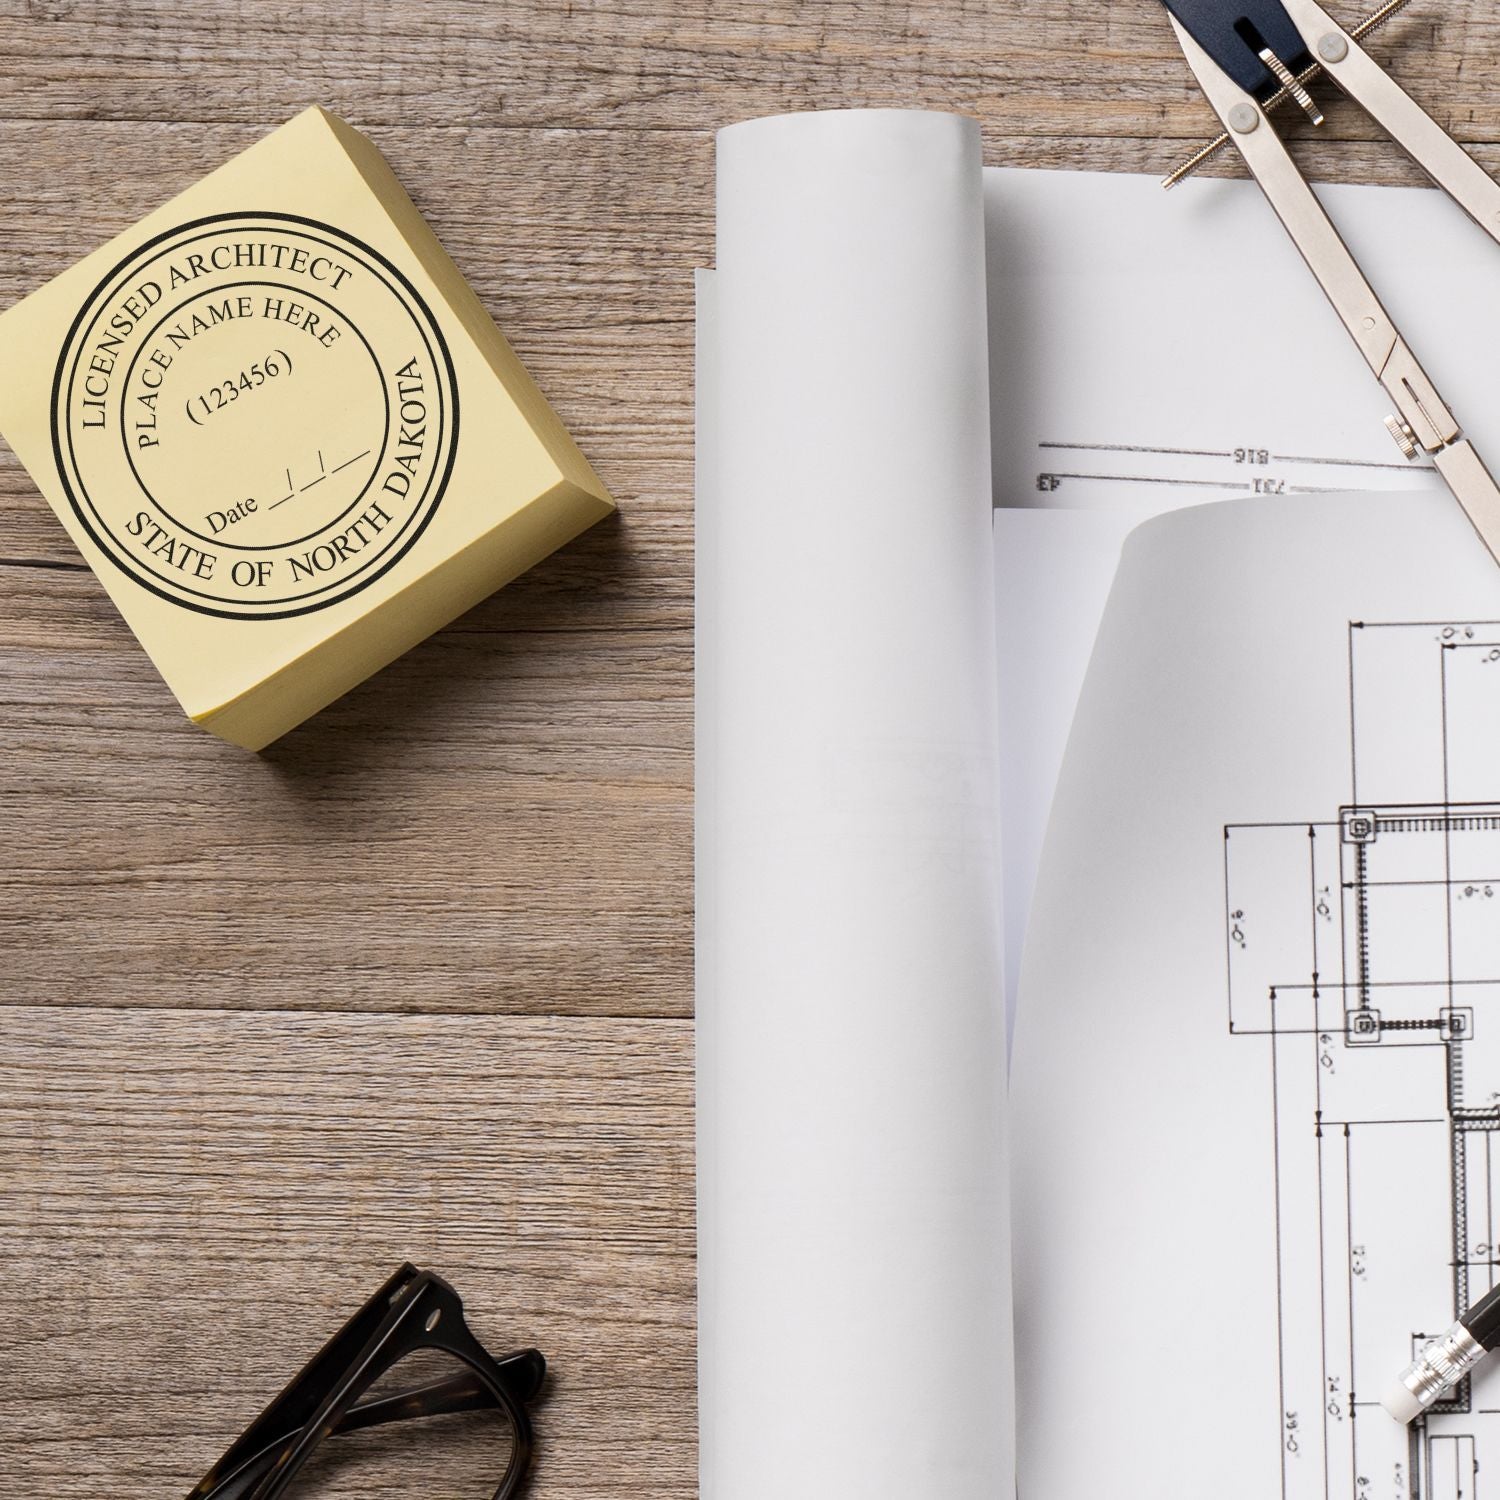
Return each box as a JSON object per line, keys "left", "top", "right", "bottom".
{"left": 1159, "top": 0, "right": 1500, "bottom": 569}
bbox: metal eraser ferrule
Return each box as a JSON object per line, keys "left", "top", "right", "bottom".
{"left": 1387, "top": 1322, "right": 1485, "bottom": 1421}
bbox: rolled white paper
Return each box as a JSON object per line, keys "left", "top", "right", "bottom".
{"left": 697, "top": 110, "right": 1013, "bottom": 1499}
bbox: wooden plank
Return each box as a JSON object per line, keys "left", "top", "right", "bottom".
{"left": 0, "top": 124, "right": 697, "bottom": 1019}
{"left": 0, "top": 1007, "right": 695, "bottom": 1498}
{"left": 0, "top": 0, "right": 1494, "bottom": 142}
{"left": 0, "top": 566, "right": 691, "bottom": 1016}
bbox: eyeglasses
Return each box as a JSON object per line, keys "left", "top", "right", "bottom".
{"left": 187, "top": 1264, "right": 546, "bottom": 1500}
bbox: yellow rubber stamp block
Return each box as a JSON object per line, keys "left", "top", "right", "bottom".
{"left": 0, "top": 107, "right": 614, "bottom": 749}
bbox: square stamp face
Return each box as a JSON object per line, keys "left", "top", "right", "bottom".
{"left": 0, "top": 108, "right": 612, "bottom": 746}
{"left": 52, "top": 212, "right": 460, "bottom": 620}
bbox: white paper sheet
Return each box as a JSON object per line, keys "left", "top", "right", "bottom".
{"left": 1011, "top": 490, "right": 1500, "bottom": 1497}
{"left": 985, "top": 167, "right": 1500, "bottom": 516}
{"left": 696, "top": 111, "right": 1012, "bottom": 1499}
{"left": 986, "top": 167, "right": 1500, "bottom": 1017}
{"left": 698, "top": 123, "right": 1500, "bottom": 1498}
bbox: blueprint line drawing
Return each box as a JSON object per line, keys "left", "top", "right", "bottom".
{"left": 1226, "top": 621, "right": 1500, "bottom": 1500}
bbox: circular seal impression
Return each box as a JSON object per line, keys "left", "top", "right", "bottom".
{"left": 51, "top": 212, "right": 459, "bottom": 619}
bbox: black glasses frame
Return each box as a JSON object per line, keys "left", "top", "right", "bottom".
{"left": 187, "top": 1264, "right": 546, "bottom": 1500}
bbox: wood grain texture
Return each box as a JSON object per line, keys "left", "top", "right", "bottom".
{"left": 0, "top": 0, "right": 1494, "bottom": 1492}
{"left": 0, "top": 1007, "right": 694, "bottom": 1497}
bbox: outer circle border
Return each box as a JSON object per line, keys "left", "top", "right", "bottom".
{"left": 77, "top": 227, "right": 446, "bottom": 609}
{"left": 50, "top": 211, "right": 461, "bottom": 622}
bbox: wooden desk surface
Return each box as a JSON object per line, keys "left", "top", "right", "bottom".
{"left": 0, "top": 1, "right": 1493, "bottom": 1492}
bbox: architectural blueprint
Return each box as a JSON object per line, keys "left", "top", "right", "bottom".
{"left": 1227, "top": 621, "right": 1500, "bottom": 1500}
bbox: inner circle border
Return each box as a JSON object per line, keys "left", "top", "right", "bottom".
{"left": 50, "top": 211, "right": 461, "bottom": 622}
{"left": 116, "top": 278, "right": 391, "bottom": 555}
